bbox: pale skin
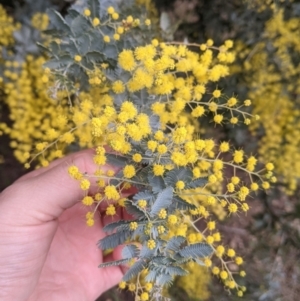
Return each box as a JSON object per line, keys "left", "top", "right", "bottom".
{"left": 0, "top": 150, "right": 127, "bottom": 301}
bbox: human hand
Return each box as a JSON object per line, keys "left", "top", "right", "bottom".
{"left": 0, "top": 150, "right": 127, "bottom": 301}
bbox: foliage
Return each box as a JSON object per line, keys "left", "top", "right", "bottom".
{"left": 156, "top": 0, "right": 300, "bottom": 195}
{"left": 0, "top": 0, "right": 280, "bottom": 300}
{"left": 152, "top": 0, "right": 300, "bottom": 300}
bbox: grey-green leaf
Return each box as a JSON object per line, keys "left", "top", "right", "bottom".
{"left": 133, "top": 190, "right": 155, "bottom": 202}
{"left": 76, "top": 34, "right": 91, "bottom": 54}
{"left": 122, "top": 260, "right": 147, "bottom": 282}
{"left": 134, "top": 164, "right": 152, "bottom": 183}
{"left": 150, "top": 186, "right": 173, "bottom": 216}
{"left": 71, "top": 15, "right": 90, "bottom": 37}
{"left": 173, "top": 196, "right": 197, "bottom": 210}
{"left": 164, "top": 265, "right": 188, "bottom": 276}
{"left": 103, "top": 220, "right": 129, "bottom": 233}
{"left": 122, "top": 244, "right": 140, "bottom": 259}
{"left": 186, "top": 177, "right": 208, "bottom": 189}
{"left": 152, "top": 256, "right": 168, "bottom": 265}
{"left": 125, "top": 200, "right": 145, "bottom": 218}
{"left": 47, "top": 9, "right": 70, "bottom": 33}
{"left": 87, "top": 0, "right": 100, "bottom": 18}
{"left": 140, "top": 246, "right": 155, "bottom": 259}
{"left": 164, "top": 168, "right": 193, "bottom": 187}
{"left": 145, "top": 269, "right": 158, "bottom": 282}
{"left": 178, "top": 243, "right": 213, "bottom": 259}
{"left": 44, "top": 55, "right": 73, "bottom": 69}
{"left": 42, "top": 28, "right": 65, "bottom": 37}
{"left": 65, "top": 9, "right": 81, "bottom": 25}
{"left": 103, "top": 44, "right": 118, "bottom": 59}
{"left": 98, "top": 230, "right": 130, "bottom": 250}
{"left": 106, "top": 153, "right": 127, "bottom": 167}
{"left": 165, "top": 236, "right": 185, "bottom": 252}
{"left": 148, "top": 173, "right": 166, "bottom": 194}
{"left": 149, "top": 115, "right": 161, "bottom": 132}
{"left": 156, "top": 273, "right": 173, "bottom": 286}
{"left": 98, "top": 258, "right": 130, "bottom": 268}
{"left": 36, "top": 42, "right": 52, "bottom": 55}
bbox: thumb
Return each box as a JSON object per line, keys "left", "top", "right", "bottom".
{"left": 0, "top": 150, "right": 112, "bottom": 226}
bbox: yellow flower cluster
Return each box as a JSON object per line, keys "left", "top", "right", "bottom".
{"left": 31, "top": 12, "right": 49, "bottom": 31}
{"left": 0, "top": 3, "right": 276, "bottom": 300}
{"left": 81, "top": 5, "right": 145, "bottom": 45}
{"left": 177, "top": 262, "right": 211, "bottom": 300}
{"left": 3, "top": 28, "right": 272, "bottom": 300}
{"left": 0, "top": 55, "right": 71, "bottom": 167}
{"left": 235, "top": 7, "right": 300, "bottom": 194}
{"left": 119, "top": 268, "right": 154, "bottom": 300}
{"left": 0, "top": 5, "right": 20, "bottom": 47}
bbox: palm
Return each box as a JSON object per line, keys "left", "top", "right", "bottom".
{"left": 30, "top": 203, "right": 122, "bottom": 301}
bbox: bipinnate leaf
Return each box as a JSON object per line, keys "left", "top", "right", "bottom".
{"left": 145, "top": 269, "right": 158, "bottom": 283}
{"left": 149, "top": 115, "right": 161, "bottom": 132}
{"left": 85, "top": 51, "right": 105, "bottom": 65}
{"left": 151, "top": 226, "right": 159, "bottom": 240}
{"left": 133, "top": 190, "right": 155, "bottom": 202}
{"left": 80, "top": 57, "right": 93, "bottom": 69}
{"left": 49, "top": 41, "right": 60, "bottom": 56}
{"left": 36, "top": 42, "right": 52, "bottom": 55}
{"left": 65, "top": 9, "right": 80, "bottom": 24}
{"left": 103, "top": 220, "right": 129, "bottom": 233}
{"left": 152, "top": 256, "right": 168, "bottom": 265}
{"left": 76, "top": 35, "right": 91, "bottom": 55}
{"left": 165, "top": 236, "right": 186, "bottom": 252}
{"left": 87, "top": 0, "right": 100, "bottom": 18}
{"left": 122, "top": 260, "right": 147, "bottom": 282}
{"left": 98, "top": 258, "right": 131, "bottom": 268}
{"left": 116, "top": 223, "right": 132, "bottom": 232}
{"left": 150, "top": 187, "right": 173, "bottom": 216}
{"left": 98, "top": 230, "right": 130, "bottom": 250}
{"left": 60, "top": 40, "right": 77, "bottom": 57}
{"left": 195, "top": 258, "right": 206, "bottom": 266}
{"left": 172, "top": 254, "right": 192, "bottom": 264}
{"left": 186, "top": 177, "right": 208, "bottom": 189}
{"left": 44, "top": 55, "right": 73, "bottom": 69}
{"left": 178, "top": 243, "right": 213, "bottom": 259}
{"left": 136, "top": 262, "right": 184, "bottom": 284}
{"left": 71, "top": 14, "right": 90, "bottom": 37}
{"left": 125, "top": 200, "right": 145, "bottom": 218}
{"left": 47, "top": 9, "right": 70, "bottom": 33}
{"left": 134, "top": 164, "right": 152, "bottom": 183}
{"left": 89, "top": 32, "right": 105, "bottom": 52}
{"left": 157, "top": 156, "right": 172, "bottom": 165}
{"left": 164, "top": 168, "right": 193, "bottom": 187}
{"left": 131, "top": 224, "right": 145, "bottom": 240}
{"left": 173, "top": 196, "right": 197, "bottom": 210}
{"left": 148, "top": 173, "right": 166, "bottom": 194}
{"left": 106, "top": 153, "right": 127, "bottom": 167}
{"left": 98, "top": 0, "right": 115, "bottom": 18}
{"left": 122, "top": 244, "right": 140, "bottom": 259}
{"left": 156, "top": 273, "right": 173, "bottom": 286}
{"left": 103, "top": 44, "right": 118, "bottom": 59}
{"left": 163, "top": 265, "right": 188, "bottom": 276}
{"left": 140, "top": 246, "right": 155, "bottom": 259}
